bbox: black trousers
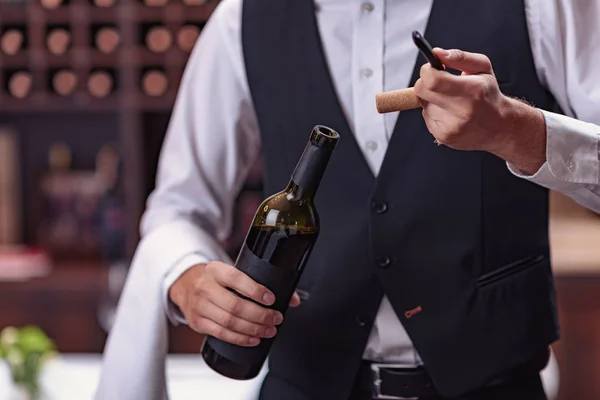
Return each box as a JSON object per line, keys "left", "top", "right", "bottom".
{"left": 348, "top": 373, "right": 547, "bottom": 400}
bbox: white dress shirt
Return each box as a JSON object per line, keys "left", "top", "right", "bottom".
{"left": 95, "top": 0, "right": 598, "bottom": 398}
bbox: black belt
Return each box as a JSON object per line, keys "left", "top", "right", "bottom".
{"left": 356, "top": 348, "right": 550, "bottom": 399}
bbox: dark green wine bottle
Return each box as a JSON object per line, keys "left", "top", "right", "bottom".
{"left": 201, "top": 125, "right": 340, "bottom": 380}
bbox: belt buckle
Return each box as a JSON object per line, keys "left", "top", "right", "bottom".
{"left": 370, "top": 363, "right": 416, "bottom": 400}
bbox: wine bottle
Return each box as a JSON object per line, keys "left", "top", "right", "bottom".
{"left": 141, "top": 69, "right": 167, "bottom": 97}
{"left": 87, "top": 70, "right": 114, "bottom": 98}
{"left": 145, "top": 25, "right": 172, "bottom": 53}
{"left": 94, "top": 26, "right": 120, "bottom": 54}
{"left": 52, "top": 69, "right": 78, "bottom": 96}
{"left": 201, "top": 125, "right": 340, "bottom": 380}
{"left": 40, "top": 0, "right": 63, "bottom": 9}
{"left": 0, "top": 28, "right": 24, "bottom": 56}
{"left": 8, "top": 70, "right": 32, "bottom": 99}
{"left": 176, "top": 24, "right": 200, "bottom": 52}
{"left": 182, "top": 0, "right": 204, "bottom": 5}
{"left": 144, "top": 0, "right": 168, "bottom": 6}
{"left": 93, "top": 0, "right": 116, "bottom": 7}
{"left": 46, "top": 27, "right": 71, "bottom": 55}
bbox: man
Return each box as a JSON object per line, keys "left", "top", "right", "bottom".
{"left": 95, "top": 0, "right": 600, "bottom": 399}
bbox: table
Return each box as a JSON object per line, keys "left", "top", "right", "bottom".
{"left": 0, "top": 354, "right": 268, "bottom": 400}
{"left": 0, "top": 353, "right": 559, "bottom": 400}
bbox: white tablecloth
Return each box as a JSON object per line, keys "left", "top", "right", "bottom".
{"left": 0, "top": 352, "right": 559, "bottom": 400}
{"left": 0, "top": 354, "right": 267, "bottom": 400}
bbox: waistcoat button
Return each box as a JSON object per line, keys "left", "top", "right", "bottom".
{"left": 372, "top": 201, "right": 388, "bottom": 214}
{"left": 357, "top": 315, "right": 367, "bottom": 326}
{"left": 377, "top": 257, "right": 391, "bottom": 268}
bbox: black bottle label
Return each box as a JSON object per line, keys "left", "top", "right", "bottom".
{"left": 206, "top": 243, "right": 299, "bottom": 365}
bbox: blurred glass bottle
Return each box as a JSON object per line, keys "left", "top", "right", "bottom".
{"left": 95, "top": 144, "right": 128, "bottom": 333}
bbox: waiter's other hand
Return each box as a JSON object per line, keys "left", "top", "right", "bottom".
{"left": 169, "top": 262, "right": 301, "bottom": 347}
{"left": 414, "top": 48, "right": 547, "bottom": 174}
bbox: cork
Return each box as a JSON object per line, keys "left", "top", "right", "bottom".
{"left": 376, "top": 88, "right": 421, "bottom": 113}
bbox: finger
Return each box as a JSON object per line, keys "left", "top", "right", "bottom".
{"left": 289, "top": 292, "right": 301, "bottom": 307}
{"left": 433, "top": 48, "right": 494, "bottom": 76}
{"left": 209, "top": 283, "right": 284, "bottom": 326}
{"left": 195, "top": 317, "right": 260, "bottom": 347}
{"left": 418, "top": 65, "right": 461, "bottom": 94}
{"left": 414, "top": 76, "right": 462, "bottom": 110}
{"left": 422, "top": 103, "right": 455, "bottom": 142}
{"left": 200, "top": 299, "right": 277, "bottom": 339}
{"left": 422, "top": 102, "right": 450, "bottom": 123}
{"left": 421, "top": 104, "right": 444, "bottom": 137}
{"left": 209, "top": 262, "right": 275, "bottom": 306}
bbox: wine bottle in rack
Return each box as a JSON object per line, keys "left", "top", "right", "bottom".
{"left": 176, "top": 24, "right": 200, "bottom": 53}
{"left": 143, "top": 24, "right": 172, "bottom": 53}
{"left": 40, "top": 0, "right": 64, "bottom": 9}
{"left": 0, "top": 27, "right": 26, "bottom": 56}
{"left": 46, "top": 25, "right": 72, "bottom": 55}
{"left": 182, "top": 0, "right": 205, "bottom": 6}
{"left": 50, "top": 68, "right": 78, "bottom": 96}
{"left": 93, "top": 25, "right": 120, "bottom": 54}
{"left": 143, "top": 0, "right": 168, "bottom": 7}
{"left": 141, "top": 68, "right": 168, "bottom": 97}
{"left": 87, "top": 69, "right": 115, "bottom": 98}
{"left": 6, "top": 70, "right": 33, "bottom": 99}
{"left": 93, "top": 0, "right": 116, "bottom": 7}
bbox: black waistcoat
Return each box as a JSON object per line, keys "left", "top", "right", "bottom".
{"left": 241, "top": 0, "right": 560, "bottom": 398}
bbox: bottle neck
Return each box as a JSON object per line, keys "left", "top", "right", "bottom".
{"left": 289, "top": 141, "right": 332, "bottom": 200}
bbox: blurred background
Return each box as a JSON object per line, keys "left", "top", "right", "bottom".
{"left": 0, "top": 0, "right": 599, "bottom": 399}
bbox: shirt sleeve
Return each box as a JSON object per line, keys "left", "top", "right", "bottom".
{"left": 138, "top": 0, "right": 260, "bottom": 324}
{"left": 509, "top": 0, "right": 600, "bottom": 212}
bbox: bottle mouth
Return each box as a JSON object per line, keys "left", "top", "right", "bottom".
{"left": 314, "top": 125, "right": 340, "bottom": 139}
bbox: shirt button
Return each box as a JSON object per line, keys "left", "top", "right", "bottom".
{"left": 360, "top": 68, "right": 373, "bottom": 78}
{"left": 361, "top": 2, "right": 374, "bottom": 13}
{"left": 377, "top": 257, "right": 392, "bottom": 268}
{"left": 371, "top": 201, "right": 388, "bottom": 214}
{"left": 366, "top": 140, "right": 378, "bottom": 151}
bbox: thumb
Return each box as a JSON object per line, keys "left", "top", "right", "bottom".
{"left": 289, "top": 291, "right": 301, "bottom": 307}
{"left": 433, "top": 48, "right": 494, "bottom": 76}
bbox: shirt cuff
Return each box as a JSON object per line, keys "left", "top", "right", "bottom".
{"left": 507, "top": 109, "right": 600, "bottom": 192}
{"left": 162, "top": 254, "right": 210, "bottom": 326}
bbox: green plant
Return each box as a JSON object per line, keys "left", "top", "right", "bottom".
{"left": 0, "top": 326, "right": 57, "bottom": 399}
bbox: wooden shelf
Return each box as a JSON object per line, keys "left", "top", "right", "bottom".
{"left": 0, "top": 2, "right": 217, "bottom": 24}
{"left": 135, "top": 90, "right": 178, "bottom": 110}
{"left": 0, "top": 5, "right": 29, "bottom": 24}
{"left": 0, "top": 53, "right": 29, "bottom": 68}
{"left": 0, "top": 92, "right": 122, "bottom": 111}
{"left": 130, "top": 3, "right": 217, "bottom": 22}
{"left": 132, "top": 46, "right": 191, "bottom": 66}
{"left": 0, "top": 261, "right": 110, "bottom": 353}
{"left": 0, "top": 91, "right": 181, "bottom": 111}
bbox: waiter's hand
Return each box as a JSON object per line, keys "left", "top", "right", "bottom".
{"left": 414, "top": 48, "right": 547, "bottom": 175}
{"left": 169, "top": 262, "right": 301, "bottom": 347}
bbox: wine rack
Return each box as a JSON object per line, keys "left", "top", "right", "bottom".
{"left": 0, "top": 0, "right": 218, "bottom": 257}
{"left": 0, "top": 0, "right": 215, "bottom": 111}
